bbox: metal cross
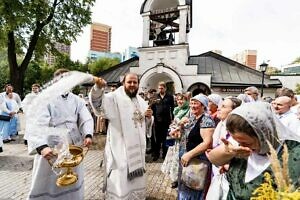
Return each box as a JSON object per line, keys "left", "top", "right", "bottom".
{"left": 132, "top": 109, "right": 144, "bottom": 128}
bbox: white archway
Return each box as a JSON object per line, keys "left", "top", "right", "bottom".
{"left": 139, "top": 65, "right": 183, "bottom": 93}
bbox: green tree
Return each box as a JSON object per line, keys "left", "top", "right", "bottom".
{"left": 88, "top": 57, "right": 121, "bottom": 75}
{"left": 295, "top": 83, "right": 300, "bottom": 94}
{"left": 266, "top": 66, "right": 281, "bottom": 75}
{"left": 291, "top": 57, "right": 300, "bottom": 64}
{"left": 53, "top": 53, "right": 88, "bottom": 72}
{"left": 0, "top": 0, "right": 95, "bottom": 96}
{"left": 0, "top": 62, "right": 9, "bottom": 90}
{"left": 23, "top": 62, "right": 41, "bottom": 93}
{"left": 0, "top": 47, "right": 9, "bottom": 89}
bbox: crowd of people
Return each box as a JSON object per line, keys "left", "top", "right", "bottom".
{"left": 139, "top": 84, "right": 300, "bottom": 199}
{"left": 1, "top": 71, "right": 300, "bottom": 199}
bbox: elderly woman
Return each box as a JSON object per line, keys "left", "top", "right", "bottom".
{"left": 208, "top": 94, "right": 222, "bottom": 125}
{"left": 170, "top": 94, "right": 215, "bottom": 199}
{"left": 207, "top": 102, "right": 300, "bottom": 199}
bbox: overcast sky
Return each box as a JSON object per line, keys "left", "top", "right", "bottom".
{"left": 71, "top": 0, "right": 300, "bottom": 68}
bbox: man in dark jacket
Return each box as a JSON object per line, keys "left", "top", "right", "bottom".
{"left": 151, "top": 82, "right": 174, "bottom": 161}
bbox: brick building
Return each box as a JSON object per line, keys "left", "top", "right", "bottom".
{"left": 90, "top": 23, "right": 111, "bottom": 52}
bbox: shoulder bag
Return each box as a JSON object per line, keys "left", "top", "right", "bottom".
{"left": 0, "top": 115, "right": 11, "bottom": 121}
{"left": 181, "top": 158, "right": 209, "bottom": 191}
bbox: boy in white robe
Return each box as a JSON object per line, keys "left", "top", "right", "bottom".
{"left": 27, "top": 69, "right": 94, "bottom": 200}
{"left": 89, "top": 73, "right": 153, "bottom": 200}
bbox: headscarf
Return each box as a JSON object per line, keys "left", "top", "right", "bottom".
{"left": 173, "top": 100, "right": 189, "bottom": 120}
{"left": 191, "top": 94, "right": 208, "bottom": 111}
{"left": 208, "top": 94, "right": 223, "bottom": 106}
{"left": 237, "top": 93, "right": 252, "bottom": 103}
{"left": 230, "top": 102, "right": 299, "bottom": 155}
{"left": 229, "top": 102, "right": 300, "bottom": 182}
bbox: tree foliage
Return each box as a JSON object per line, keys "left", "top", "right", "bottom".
{"left": 88, "top": 57, "right": 121, "bottom": 75}
{"left": 266, "top": 66, "right": 281, "bottom": 75}
{"left": 295, "top": 83, "right": 300, "bottom": 95}
{"left": 54, "top": 53, "right": 88, "bottom": 72}
{"left": 0, "top": 47, "right": 9, "bottom": 89}
{"left": 0, "top": 0, "right": 95, "bottom": 96}
{"left": 291, "top": 57, "right": 300, "bottom": 64}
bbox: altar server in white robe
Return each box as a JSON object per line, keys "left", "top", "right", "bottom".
{"left": 27, "top": 69, "right": 94, "bottom": 200}
{"left": 22, "top": 83, "right": 41, "bottom": 145}
{"left": 89, "top": 73, "right": 153, "bottom": 200}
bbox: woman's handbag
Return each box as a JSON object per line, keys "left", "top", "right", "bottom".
{"left": 0, "top": 115, "right": 11, "bottom": 121}
{"left": 181, "top": 158, "right": 209, "bottom": 191}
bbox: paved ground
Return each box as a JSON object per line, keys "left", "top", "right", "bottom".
{"left": 0, "top": 133, "right": 177, "bottom": 200}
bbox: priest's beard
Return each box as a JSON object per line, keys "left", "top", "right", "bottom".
{"left": 125, "top": 87, "right": 138, "bottom": 98}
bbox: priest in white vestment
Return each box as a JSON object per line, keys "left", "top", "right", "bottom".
{"left": 27, "top": 69, "right": 94, "bottom": 200}
{"left": 89, "top": 73, "right": 153, "bottom": 200}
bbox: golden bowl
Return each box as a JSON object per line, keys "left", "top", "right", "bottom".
{"left": 51, "top": 145, "right": 88, "bottom": 187}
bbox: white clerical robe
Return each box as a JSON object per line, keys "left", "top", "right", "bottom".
{"left": 27, "top": 93, "right": 94, "bottom": 200}
{"left": 89, "top": 86, "right": 148, "bottom": 200}
{"left": 22, "top": 92, "right": 39, "bottom": 140}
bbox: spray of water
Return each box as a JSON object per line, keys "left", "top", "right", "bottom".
{"left": 26, "top": 71, "right": 94, "bottom": 155}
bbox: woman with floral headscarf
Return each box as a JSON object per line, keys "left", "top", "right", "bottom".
{"left": 162, "top": 93, "right": 190, "bottom": 188}
{"left": 207, "top": 102, "right": 300, "bottom": 199}
{"left": 170, "top": 94, "right": 215, "bottom": 199}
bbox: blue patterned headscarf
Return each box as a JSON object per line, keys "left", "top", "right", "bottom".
{"left": 191, "top": 94, "right": 208, "bottom": 111}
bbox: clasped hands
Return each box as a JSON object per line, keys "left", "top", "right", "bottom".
{"left": 169, "top": 117, "right": 189, "bottom": 139}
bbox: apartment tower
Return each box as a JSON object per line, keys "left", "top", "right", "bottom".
{"left": 45, "top": 43, "right": 70, "bottom": 65}
{"left": 90, "top": 23, "right": 112, "bottom": 52}
{"left": 232, "top": 50, "right": 257, "bottom": 69}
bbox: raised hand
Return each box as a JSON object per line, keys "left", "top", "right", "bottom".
{"left": 221, "top": 138, "right": 252, "bottom": 158}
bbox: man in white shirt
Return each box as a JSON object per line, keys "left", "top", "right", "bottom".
{"left": 275, "top": 87, "right": 300, "bottom": 114}
{"left": 244, "top": 86, "right": 260, "bottom": 102}
{"left": 272, "top": 96, "right": 300, "bottom": 137}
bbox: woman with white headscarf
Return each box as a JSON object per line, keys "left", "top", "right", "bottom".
{"left": 207, "top": 102, "right": 300, "bottom": 199}
{"left": 170, "top": 94, "right": 215, "bottom": 199}
{"left": 208, "top": 94, "right": 223, "bottom": 125}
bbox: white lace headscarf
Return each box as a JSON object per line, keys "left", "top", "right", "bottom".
{"left": 229, "top": 102, "right": 299, "bottom": 154}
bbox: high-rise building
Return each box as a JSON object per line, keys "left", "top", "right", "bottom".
{"left": 45, "top": 43, "right": 70, "bottom": 65}
{"left": 232, "top": 50, "right": 257, "bottom": 69}
{"left": 90, "top": 23, "right": 111, "bottom": 52}
{"left": 122, "top": 46, "right": 139, "bottom": 61}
